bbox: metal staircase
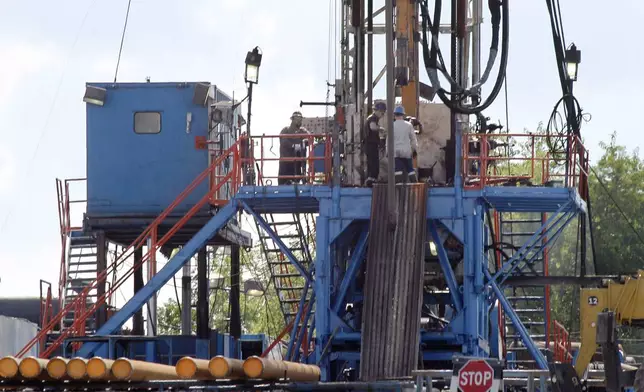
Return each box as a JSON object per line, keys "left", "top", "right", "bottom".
{"left": 60, "top": 231, "right": 100, "bottom": 334}
{"left": 498, "top": 212, "right": 550, "bottom": 368}
{"left": 256, "top": 214, "right": 315, "bottom": 322}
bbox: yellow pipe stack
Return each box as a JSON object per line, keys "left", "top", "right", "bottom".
{"left": 0, "top": 355, "right": 321, "bottom": 383}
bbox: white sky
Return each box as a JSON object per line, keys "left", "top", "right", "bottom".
{"left": 1, "top": 0, "right": 643, "bottom": 301}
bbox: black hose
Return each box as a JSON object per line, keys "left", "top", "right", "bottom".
{"left": 420, "top": 0, "right": 509, "bottom": 114}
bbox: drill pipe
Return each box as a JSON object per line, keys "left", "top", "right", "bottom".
{"left": 86, "top": 357, "right": 116, "bottom": 380}
{"left": 208, "top": 356, "right": 245, "bottom": 379}
{"left": 0, "top": 356, "right": 19, "bottom": 379}
{"left": 67, "top": 357, "right": 89, "bottom": 380}
{"left": 243, "top": 356, "right": 320, "bottom": 381}
{"left": 19, "top": 356, "right": 49, "bottom": 379}
{"left": 46, "top": 357, "right": 69, "bottom": 379}
{"left": 112, "top": 358, "right": 178, "bottom": 381}
{"left": 175, "top": 357, "right": 211, "bottom": 379}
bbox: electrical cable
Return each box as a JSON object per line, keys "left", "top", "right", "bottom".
{"left": 113, "top": 0, "right": 133, "bottom": 83}
{"left": 173, "top": 275, "right": 182, "bottom": 316}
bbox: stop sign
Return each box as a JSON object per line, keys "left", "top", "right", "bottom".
{"left": 457, "top": 359, "right": 494, "bottom": 392}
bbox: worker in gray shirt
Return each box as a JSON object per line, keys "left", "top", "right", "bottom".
{"left": 387, "top": 106, "right": 418, "bottom": 183}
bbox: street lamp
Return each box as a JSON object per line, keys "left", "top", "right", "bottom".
{"left": 244, "top": 46, "right": 262, "bottom": 185}
{"left": 244, "top": 47, "right": 263, "bottom": 84}
{"left": 565, "top": 43, "right": 581, "bottom": 81}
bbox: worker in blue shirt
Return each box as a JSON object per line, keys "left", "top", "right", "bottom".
{"left": 387, "top": 106, "right": 419, "bottom": 183}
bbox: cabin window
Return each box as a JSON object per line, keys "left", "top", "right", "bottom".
{"left": 134, "top": 112, "right": 161, "bottom": 134}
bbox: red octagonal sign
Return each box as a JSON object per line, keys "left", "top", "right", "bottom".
{"left": 457, "top": 359, "right": 494, "bottom": 392}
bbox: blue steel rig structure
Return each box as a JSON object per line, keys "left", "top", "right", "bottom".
{"left": 13, "top": 0, "right": 598, "bottom": 389}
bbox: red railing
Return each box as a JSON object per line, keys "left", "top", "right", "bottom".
{"left": 552, "top": 320, "right": 573, "bottom": 363}
{"left": 38, "top": 280, "right": 53, "bottom": 356}
{"left": 55, "top": 178, "right": 86, "bottom": 313}
{"left": 462, "top": 133, "right": 589, "bottom": 197}
{"left": 19, "top": 141, "right": 242, "bottom": 358}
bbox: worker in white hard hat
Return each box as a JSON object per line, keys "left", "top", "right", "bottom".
{"left": 387, "top": 105, "right": 418, "bottom": 183}
{"left": 279, "top": 111, "right": 307, "bottom": 185}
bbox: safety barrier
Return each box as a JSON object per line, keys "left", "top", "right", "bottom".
{"left": 462, "top": 132, "right": 589, "bottom": 196}
{"left": 552, "top": 320, "right": 573, "bottom": 363}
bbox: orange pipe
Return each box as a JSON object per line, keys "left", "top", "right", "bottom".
{"left": 112, "top": 358, "right": 177, "bottom": 381}
{"left": 175, "top": 357, "right": 211, "bottom": 380}
{"left": 86, "top": 357, "right": 116, "bottom": 380}
{"left": 243, "top": 356, "right": 320, "bottom": 381}
{"left": 19, "top": 356, "right": 49, "bottom": 379}
{"left": 208, "top": 356, "right": 245, "bottom": 379}
{"left": 46, "top": 357, "right": 68, "bottom": 379}
{"left": 0, "top": 356, "right": 20, "bottom": 379}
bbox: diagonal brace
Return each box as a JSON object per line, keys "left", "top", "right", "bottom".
{"left": 499, "top": 211, "right": 576, "bottom": 286}
{"left": 240, "top": 200, "right": 312, "bottom": 282}
{"left": 332, "top": 228, "right": 369, "bottom": 314}
{"left": 491, "top": 201, "right": 572, "bottom": 283}
{"left": 429, "top": 220, "right": 463, "bottom": 313}
{"left": 485, "top": 268, "right": 549, "bottom": 370}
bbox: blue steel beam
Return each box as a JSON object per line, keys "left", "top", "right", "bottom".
{"left": 292, "top": 291, "right": 316, "bottom": 362}
{"left": 491, "top": 201, "right": 572, "bottom": 283}
{"left": 76, "top": 202, "right": 239, "bottom": 357}
{"left": 332, "top": 228, "right": 369, "bottom": 314}
{"left": 428, "top": 220, "right": 463, "bottom": 313}
{"left": 484, "top": 268, "right": 549, "bottom": 370}
{"left": 286, "top": 280, "right": 311, "bottom": 360}
{"left": 240, "top": 200, "right": 312, "bottom": 282}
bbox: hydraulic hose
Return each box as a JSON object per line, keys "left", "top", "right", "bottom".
{"left": 421, "top": 0, "right": 509, "bottom": 114}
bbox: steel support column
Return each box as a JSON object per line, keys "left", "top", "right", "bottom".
{"left": 95, "top": 231, "right": 107, "bottom": 328}
{"left": 133, "top": 247, "right": 144, "bottom": 335}
{"left": 314, "top": 215, "right": 331, "bottom": 381}
{"left": 230, "top": 245, "right": 241, "bottom": 339}
{"left": 197, "top": 247, "right": 208, "bottom": 339}
{"left": 332, "top": 228, "right": 368, "bottom": 314}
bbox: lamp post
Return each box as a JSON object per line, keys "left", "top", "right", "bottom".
{"left": 565, "top": 43, "right": 581, "bottom": 82}
{"left": 244, "top": 47, "right": 262, "bottom": 185}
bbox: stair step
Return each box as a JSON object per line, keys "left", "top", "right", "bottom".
{"left": 260, "top": 234, "right": 301, "bottom": 240}
{"left": 507, "top": 321, "right": 545, "bottom": 326}
{"left": 276, "top": 286, "right": 305, "bottom": 291}
{"left": 67, "top": 269, "right": 98, "bottom": 274}
{"left": 501, "top": 232, "right": 543, "bottom": 236}
{"left": 68, "top": 261, "right": 99, "bottom": 266}
{"left": 501, "top": 219, "right": 543, "bottom": 224}
{"left": 69, "top": 252, "right": 98, "bottom": 258}
{"left": 275, "top": 273, "right": 303, "bottom": 279}
{"left": 507, "top": 296, "right": 545, "bottom": 301}
{"left": 265, "top": 248, "right": 304, "bottom": 253}
{"left": 270, "top": 222, "right": 298, "bottom": 226}
{"left": 506, "top": 334, "right": 546, "bottom": 339}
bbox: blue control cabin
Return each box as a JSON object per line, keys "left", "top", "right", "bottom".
{"left": 82, "top": 81, "right": 250, "bottom": 247}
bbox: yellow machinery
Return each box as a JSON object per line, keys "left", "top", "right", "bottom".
{"left": 576, "top": 270, "right": 644, "bottom": 377}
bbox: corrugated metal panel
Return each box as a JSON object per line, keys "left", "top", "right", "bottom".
{"left": 0, "top": 316, "right": 38, "bottom": 357}
{"left": 360, "top": 184, "right": 427, "bottom": 381}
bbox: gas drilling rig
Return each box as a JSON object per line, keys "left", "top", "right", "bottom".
{"left": 1, "top": 0, "right": 636, "bottom": 391}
